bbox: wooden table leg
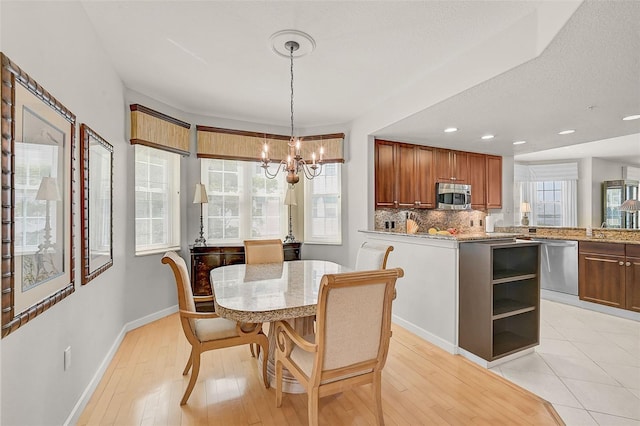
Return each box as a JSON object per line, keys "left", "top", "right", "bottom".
{"left": 259, "top": 316, "right": 315, "bottom": 394}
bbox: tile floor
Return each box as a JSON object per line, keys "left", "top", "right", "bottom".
{"left": 490, "top": 300, "right": 640, "bottom": 426}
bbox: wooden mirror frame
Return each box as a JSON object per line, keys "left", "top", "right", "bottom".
{"left": 80, "top": 124, "right": 113, "bottom": 285}
{"left": 1, "top": 53, "right": 76, "bottom": 338}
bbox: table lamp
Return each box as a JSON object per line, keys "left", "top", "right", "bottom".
{"left": 520, "top": 202, "right": 531, "bottom": 226}
{"left": 193, "top": 183, "right": 208, "bottom": 246}
{"left": 36, "top": 176, "right": 61, "bottom": 252}
{"left": 283, "top": 186, "right": 297, "bottom": 243}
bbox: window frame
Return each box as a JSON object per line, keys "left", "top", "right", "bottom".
{"left": 303, "top": 163, "right": 342, "bottom": 245}
{"left": 134, "top": 144, "right": 181, "bottom": 256}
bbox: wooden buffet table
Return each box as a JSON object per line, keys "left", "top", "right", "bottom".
{"left": 210, "top": 260, "right": 350, "bottom": 392}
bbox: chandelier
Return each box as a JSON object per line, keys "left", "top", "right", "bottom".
{"left": 260, "top": 37, "right": 323, "bottom": 185}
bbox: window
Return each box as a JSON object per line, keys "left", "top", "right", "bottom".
{"left": 515, "top": 163, "right": 577, "bottom": 227}
{"left": 202, "top": 159, "right": 286, "bottom": 242}
{"left": 134, "top": 145, "right": 180, "bottom": 254}
{"left": 304, "top": 163, "right": 342, "bottom": 244}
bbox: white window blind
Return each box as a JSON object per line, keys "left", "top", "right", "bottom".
{"left": 134, "top": 145, "right": 181, "bottom": 255}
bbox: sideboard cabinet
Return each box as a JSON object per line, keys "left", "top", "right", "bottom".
{"left": 190, "top": 242, "right": 302, "bottom": 296}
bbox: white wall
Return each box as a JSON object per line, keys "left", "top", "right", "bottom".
{"left": 1, "top": 3, "right": 130, "bottom": 424}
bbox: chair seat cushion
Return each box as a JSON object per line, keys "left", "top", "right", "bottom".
{"left": 194, "top": 317, "right": 239, "bottom": 342}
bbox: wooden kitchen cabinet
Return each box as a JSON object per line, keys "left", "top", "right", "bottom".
{"left": 375, "top": 140, "right": 435, "bottom": 209}
{"left": 459, "top": 241, "right": 540, "bottom": 361}
{"left": 190, "top": 242, "right": 302, "bottom": 309}
{"left": 374, "top": 140, "right": 396, "bottom": 208}
{"left": 486, "top": 155, "right": 502, "bottom": 209}
{"left": 435, "top": 148, "right": 469, "bottom": 183}
{"left": 626, "top": 245, "right": 640, "bottom": 312}
{"left": 468, "top": 153, "right": 487, "bottom": 209}
{"left": 578, "top": 241, "right": 640, "bottom": 311}
{"left": 374, "top": 139, "right": 501, "bottom": 210}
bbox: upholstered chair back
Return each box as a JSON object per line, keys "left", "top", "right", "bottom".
{"left": 244, "top": 239, "right": 285, "bottom": 264}
{"left": 354, "top": 242, "right": 394, "bottom": 270}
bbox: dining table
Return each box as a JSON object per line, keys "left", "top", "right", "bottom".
{"left": 210, "top": 259, "right": 351, "bottom": 393}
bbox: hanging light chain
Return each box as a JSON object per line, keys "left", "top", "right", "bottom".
{"left": 289, "top": 41, "right": 295, "bottom": 143}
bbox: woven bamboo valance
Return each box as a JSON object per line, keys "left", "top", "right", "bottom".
{"left": 196, "top": 126, "right": 345, "bottom": 163}
{"left": 130, "top": 104, "right": 191, "bottom": 156}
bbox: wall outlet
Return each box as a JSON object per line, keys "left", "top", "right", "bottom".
{"left": 391, "top": 221, "right": 396, "bottom": 229}
{"left": 470, "top": 220, "right": 474, "bottom": 227}
{"left": 385, "top": 221, "right": 390, "bottom": 229}
{"left": 480, "top": 219, "right": 483, "bottom": 226}
{"left": 64, "top": 346, "right": 71, "bottom": 371}
{"left": 528, "top": 228, "right": 537, "bottom": 233}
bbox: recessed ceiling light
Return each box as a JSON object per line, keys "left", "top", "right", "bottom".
{"left": 481, "top": 134, "right": 494, "bottom": 140}
{"left": 623, "top": 114, "right": 640, "bottom": 121}
{"left": 444, "top": 127, "right": 458, "bottom": 133}
{"left": 558, "top": 129, "right": 575, "bottom": 135}
{"left": 513, "top": 140, "right": 526, "bottom": 145}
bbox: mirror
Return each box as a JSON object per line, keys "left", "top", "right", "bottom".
{"left": 80, "top": 124, "right": 114, "bottom": 284}
{"left": 1, "top": 53, "right": 75, "bottom": 337}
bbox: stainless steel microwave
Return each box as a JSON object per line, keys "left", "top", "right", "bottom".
{"left": 436, "top": 183, "right": 472, "bottom": 210}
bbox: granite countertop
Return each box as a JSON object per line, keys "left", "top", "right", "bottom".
{"left": 360, "top": 229, "right": 640, "bottom": 245}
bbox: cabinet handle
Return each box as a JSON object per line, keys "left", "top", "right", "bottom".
{"left": 627, "top": 262, "right": 631, "bottom": 266}
{"left": 619, "top": 261, "right": 624, "bottom": 266}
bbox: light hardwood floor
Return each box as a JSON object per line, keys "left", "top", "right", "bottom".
{"left": 78, "top": 314, "right": 563, "bottom": 425}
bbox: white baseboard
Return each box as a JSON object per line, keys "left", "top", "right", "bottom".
{"left": 458, "top": 347, "right": 535, "bottom": 369}
{"left": 392, "top": 314, "right": 457, "bottom": 354}
{"left": 63, "top": 304, "right": 178, "bottom": 426}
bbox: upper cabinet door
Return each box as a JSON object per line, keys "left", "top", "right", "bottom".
{"left": 453, "top": 151, "right": 469, "bottom": 183}
{"left": 468, "top": 153, "right": 487, "bottom": 209}
{"left": 486, "top": 155, "right": 502, "bottom": 209}
{"left": 435, "top": 149, "right": 468, "bottom": 182}
{"left": 396, "top": 143, "right": 417, "bottom": 207}
{"left": 415, "top": 146, "right": 435, "bottom": 208}
{"left": 375, "top": 140, "right": 397, "bottom": 208}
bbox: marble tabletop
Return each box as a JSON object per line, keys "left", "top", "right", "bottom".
{"left": 210, "top": 260, "right": 350, "bottom": 323}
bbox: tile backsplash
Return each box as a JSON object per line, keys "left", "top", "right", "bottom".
{"left": 375, "top": 209, "right": 494, "bottom": 233}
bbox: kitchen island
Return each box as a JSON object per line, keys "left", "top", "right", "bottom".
{"left": 359, "top": 229, "right": 519, "bottom": 355}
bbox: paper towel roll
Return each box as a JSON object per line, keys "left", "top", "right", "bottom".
{"left": 485, "top": 215, "right": 495, "bottom": 233}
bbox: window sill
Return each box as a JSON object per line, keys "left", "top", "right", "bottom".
{"left": 135, "top": 245, "right": 181, "bottom": 257}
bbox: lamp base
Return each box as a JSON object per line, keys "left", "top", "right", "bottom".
{"left": 193, "top": 237, "right": 207, "bottom": 247}
{"left": 283, "top": 234, "right": 296, "bottom": 243}
{"left": 521, "top": 216, "right": 530, "bottom": 226}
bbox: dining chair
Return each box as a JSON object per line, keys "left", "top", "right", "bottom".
{"left": 161, "top": 251, "right": 269, "bottom": 405}
{"left": 243, "top": 238, "right": 285, "bottom": 357}
{"left": 354, "top": 242, "right": 394, "bottom": 270}
{"left": 274, "top": 267, "right": 404, "bottom": 426}
{"left": 244, "top": 239, "right": 285, "bottom": 264}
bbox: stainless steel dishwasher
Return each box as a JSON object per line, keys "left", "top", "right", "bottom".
{"left": 531, "top": 239, "right": 578, "bottom": 295}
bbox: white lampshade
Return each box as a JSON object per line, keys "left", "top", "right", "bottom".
{"left": 284, "top": 187, "right": 297, "bottom": 206}
{"left": 620, "top": 199, "right": 640, "bottom": 212}
{"left": 36, "top": 177, "right": 61, "bottom": 201}
{"left": 520, "top": 202, "right": 531, "bottom": 213}
{"left": 193, "top": 183, "right": 208, "bottom": 204}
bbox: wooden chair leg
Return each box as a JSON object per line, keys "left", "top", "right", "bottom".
{"left": 182, "top": 348, "right": 193, "bottom": 375}
{"left": 373, "top": 371, "right": 385, "bottom": 425}
{"left": 181, "top": 349, "right": 201, "bottom": 405}
{"left": 260, "top": 338, "right": 269, "bottom": 388}
{"left": 275, "top": 358, "right": 283, "bottom": 407}
{"left": 308, "top": 387, "right": 319, "bottom": 426}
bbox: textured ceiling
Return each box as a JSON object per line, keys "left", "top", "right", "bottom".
{"left": 80, "top": 0, "right": 640, "bottom": 160}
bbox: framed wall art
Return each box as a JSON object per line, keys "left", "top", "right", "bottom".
{"left": 1, "top": 53, "right": 76, "bottom": 337}
{"left": 80, "top": 124, "right": 113, "bottom": 284}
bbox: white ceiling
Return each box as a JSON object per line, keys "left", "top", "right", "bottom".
{"left": 81, "top": 0, "right": 640, "bottom": 159}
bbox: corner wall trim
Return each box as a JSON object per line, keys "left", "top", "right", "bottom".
{"left": 63, "top": 304, "right": 178, "bottom": 426}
